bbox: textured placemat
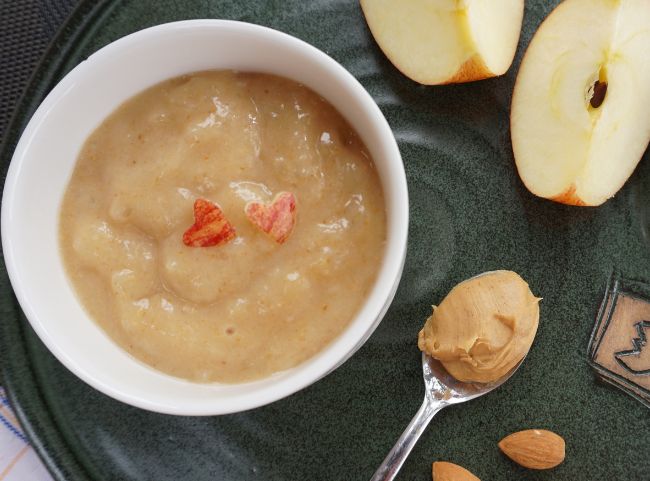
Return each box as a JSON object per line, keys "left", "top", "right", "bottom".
{"left": 0, "top": 2, "right": 76, "bottom": 479}
{"left": 0, "top": 387, "right": 53, "bottom": 480}
{"left": 0, "top": 0, "right": 77, "bottom": 142}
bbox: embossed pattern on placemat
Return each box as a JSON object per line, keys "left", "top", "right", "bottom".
{"left": 589, "top": 274, "right": 650, "bottom": 407}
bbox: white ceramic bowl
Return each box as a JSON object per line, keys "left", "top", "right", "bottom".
{"left": 1, "top": 20, "right": 408, "bottom": 415}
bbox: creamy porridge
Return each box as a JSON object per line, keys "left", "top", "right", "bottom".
{"left": 59, "top": 71, "right": 386, "bottom": 383}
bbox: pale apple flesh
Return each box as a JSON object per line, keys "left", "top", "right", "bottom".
{"left": 360, "top": 0, "right": 524, "bottom": 85}
{"left": 464, "top": 0, "right": 524, "bottom": 77}
{"left": 511, "top": 0, "right": 650, "bottom": 206}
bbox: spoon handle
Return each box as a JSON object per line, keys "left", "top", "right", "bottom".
{"left": 369, "top": 397, "right": 445, "bottom": 481}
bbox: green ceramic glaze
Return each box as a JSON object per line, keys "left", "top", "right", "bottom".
{"left": 1, "top": 1, "right": 649, "bottom": 480}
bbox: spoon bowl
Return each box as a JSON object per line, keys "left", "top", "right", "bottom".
{"left": 370, "top": 352, "right": 527, "bottom": 481}
{"left": 422, "top": 352, "right": 525, "bottom": 404}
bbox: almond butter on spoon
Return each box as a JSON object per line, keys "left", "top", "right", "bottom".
{"left": 370, "top": 271, "right": 539, "bottom": 481}
{"left": 418, "top": 270, "right": 541, "bottom": 383}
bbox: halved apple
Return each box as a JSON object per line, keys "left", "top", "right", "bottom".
{"left": 511, "top": 0, "right": 650, "bottom": 206}
{"left": 360, "top": 0, "right": 524, "bottom": 85}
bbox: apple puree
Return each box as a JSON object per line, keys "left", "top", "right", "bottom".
{"left": 59, "top": 71, "right": 386, "bottom": 383}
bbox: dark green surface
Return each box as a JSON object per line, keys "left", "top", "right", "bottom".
{"left": 1, "top": 1, "right": 650, "bottom": 480}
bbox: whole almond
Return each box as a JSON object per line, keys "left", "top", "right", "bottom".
{"left": 498, "top": 429, "right": 565, "bottom": 469}
{"left": 432, "top": 461, "right": 480, "bottom": 481}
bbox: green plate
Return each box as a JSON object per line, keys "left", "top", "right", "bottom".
{"left": 1, "top": 1, "right": 649, "bottom": 479}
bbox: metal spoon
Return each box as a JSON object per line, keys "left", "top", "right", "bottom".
{"left": 370, "top": 352, "right": 526, "bottom": 481}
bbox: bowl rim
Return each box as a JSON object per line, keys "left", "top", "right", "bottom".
{"left": 1, "top": 19, "right": 409, "bottom": 415}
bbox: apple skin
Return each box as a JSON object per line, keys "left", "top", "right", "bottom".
{"left": 550, "top": 187, "right": 587, "bottom": 207}
{"left": 378, "top": 52, "right": 493, "bottom": 86}
{"left": 443, "top": 55, "right": 491, "bottom": 85}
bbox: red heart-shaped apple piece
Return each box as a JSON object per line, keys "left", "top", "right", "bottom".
{"left": 245, "top": 191, "right": 296, "bottom": 244}
{"left": 183, "top": 198, "right": 236, "bottom": 247}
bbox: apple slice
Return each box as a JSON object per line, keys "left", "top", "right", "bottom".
{"left": 511, "top": 0, "right": 650, "bottom": 206}
{"left": 360, "top": 0, "right": 524, "bottom": 85}
{"left": 183, "top": 198, "right": 236, "bottom": 247}
{"left": 245, "top": 192, "right": 297, "bottom": 243}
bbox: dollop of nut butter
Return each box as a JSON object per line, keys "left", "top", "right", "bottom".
{"left": 418, "top": 270, "right": 540, "bottom": 383}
